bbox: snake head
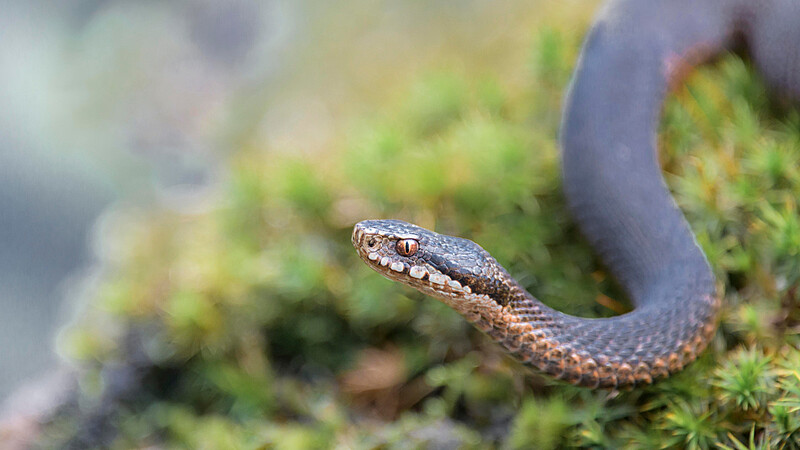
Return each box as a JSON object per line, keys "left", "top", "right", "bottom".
{"left": 352, "top": 219, "right": 513, "bottom": 305}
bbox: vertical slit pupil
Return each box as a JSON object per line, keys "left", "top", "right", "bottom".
{"left": 397, "top": 239, "right": 418, "bottom": 256}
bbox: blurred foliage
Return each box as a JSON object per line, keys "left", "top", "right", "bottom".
{"left": 39, "top": 4, "right": 800, "bottom": 449}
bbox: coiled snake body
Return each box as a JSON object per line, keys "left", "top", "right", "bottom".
{"left": 352, "top": 0, "right": 800, "bottom": 388}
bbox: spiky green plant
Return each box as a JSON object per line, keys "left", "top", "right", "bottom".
{"left": 713, "top": 348, "right": 775, "bottom": 412}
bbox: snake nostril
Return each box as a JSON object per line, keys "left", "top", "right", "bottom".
{"left": 366, "top": 237, "right": 379, "bottom": 250}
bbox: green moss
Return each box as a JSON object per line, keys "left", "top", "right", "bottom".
{"left": 508, "top": 396, "right": 572, "bottom": 450}
{"left": 714, "top": 348, "right": 775, "bottom": 412}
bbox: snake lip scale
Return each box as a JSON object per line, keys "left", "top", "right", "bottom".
{"left": 352, "top": 0, "right": 800, "bottom": 389}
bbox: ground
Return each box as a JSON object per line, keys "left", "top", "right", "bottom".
{"left": 37, "top": 2, "right": 800, "bottom": 448}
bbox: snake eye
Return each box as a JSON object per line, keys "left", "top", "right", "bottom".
{"left": 396, "top": 239, "right": 419, "bottom": 257}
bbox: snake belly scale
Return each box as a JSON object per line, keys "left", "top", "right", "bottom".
{"left": 352, "top": 0, "right": 800, "bottom": 389}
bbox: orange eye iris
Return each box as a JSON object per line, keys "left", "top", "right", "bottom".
{"left": 396, "top": 239, "right": 419, "bottom": 256}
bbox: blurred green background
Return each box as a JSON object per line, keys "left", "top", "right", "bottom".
{"left": 2, "top": 0, "right": 799, "bottom": 448}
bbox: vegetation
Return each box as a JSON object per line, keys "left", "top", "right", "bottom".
{"left": 40, "top": 4, "right": 799, "bottom": 449}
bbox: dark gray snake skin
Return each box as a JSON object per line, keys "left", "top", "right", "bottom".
{"left": 352, "top": 0, "right": 800, "bottom": 388}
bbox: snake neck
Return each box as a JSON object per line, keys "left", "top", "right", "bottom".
{"left": 463, "top": 277, "right": 720, "bottom": 388}
{"left": 446, "top": 251, "right": 721, "bottom": 389}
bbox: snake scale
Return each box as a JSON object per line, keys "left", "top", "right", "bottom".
{"left": 352, "top": 0, "right": 800, "bottom": 388}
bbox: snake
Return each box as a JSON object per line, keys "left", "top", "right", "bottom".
{"left": 352, "top": 0, "right": 800, "bottom": 389}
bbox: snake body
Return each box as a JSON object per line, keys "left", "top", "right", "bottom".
{"left": 352, "top": 0, "right": 800, "bottom": 388}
